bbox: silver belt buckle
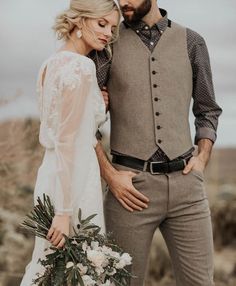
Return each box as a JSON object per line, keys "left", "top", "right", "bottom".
{"left": 150, "top": 162, "right": 162, "bottom": 175}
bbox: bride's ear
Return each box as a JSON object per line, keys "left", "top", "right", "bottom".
{"left": 76, "top": 18, "right": 83, "bottom": 30}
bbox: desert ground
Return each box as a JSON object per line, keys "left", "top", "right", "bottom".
{"left": 0, "top": 119, "right": 235, "bottom": 286}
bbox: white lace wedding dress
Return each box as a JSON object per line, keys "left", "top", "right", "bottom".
{"left": 20, "top": 51, "right": 107, "bottom": 286}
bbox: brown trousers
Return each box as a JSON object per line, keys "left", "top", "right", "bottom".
{"left": 104, "top": 163, "right": 214, "bottom": 286}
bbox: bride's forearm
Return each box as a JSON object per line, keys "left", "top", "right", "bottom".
{"left": 95, "top": 141, "right": 118, "bottom": 183}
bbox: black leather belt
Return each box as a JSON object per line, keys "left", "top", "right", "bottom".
{"left": 112, "top": 155, "right": 191, "bottom": 174}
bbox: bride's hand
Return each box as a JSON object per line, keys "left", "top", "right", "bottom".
{"left": 47, "top": 214, "right": 70, "bottom": 248}
{"left": 101, "top": 86, "right": 109, "bottom": 112}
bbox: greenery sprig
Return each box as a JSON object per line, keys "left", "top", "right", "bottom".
{"left": 21, "top": 194, "right": 133, "bottom": 286}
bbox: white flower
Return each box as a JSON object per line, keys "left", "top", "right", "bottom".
{"left": 95, "top": 266, "right": 105, "bottom": 275}
{"left": 91, "top": 241, "right": 100, "bottom": 250}
{"left": 115, "top": 253, "right": 132, "bottom": 269}
{"left": 101, "top": 246, "right": 113, "bottom": 256}
{"left": 87, "top": 249, "right": 106, "bottom": 268}
{"left": 110, "top": 251, "right": 120, "bottom": 259}
{"left": 101, "top": 246, "right": 120, "bottom": 259}
{"left": 66, "top": 261, "right": 74, "bottom": 269}
{"left": 115, "top": 260, "right": 126, "bottom": 269}
{"left": 82, "top": 241, "right": 88, "bottom": 251}
{"left": 76, "top": 263, "right": 88, "bottom": 275}
{"left": 121, "top": 253, "right": 132, "bottom": 265}
{"left": 82, "top": 275, "right": 96, "bottom": 286}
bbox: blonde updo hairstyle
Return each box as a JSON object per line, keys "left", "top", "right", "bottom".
{"left": 53, "top": 0, "right": 120, "bottom": 49}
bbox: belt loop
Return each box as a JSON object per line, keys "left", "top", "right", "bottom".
{"left": 143, "top": 161, "right": 148, "bottom": 172}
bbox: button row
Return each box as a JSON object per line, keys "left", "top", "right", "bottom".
{"left": 151, "top": 59, "right": 161, "bottom": 142}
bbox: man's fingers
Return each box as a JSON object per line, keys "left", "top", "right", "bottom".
{"left": 102, "top": 92, "right": 109, "bottom": 98}
{"left": 125, "top": 192, "right": 148, "bottom": 209}
{"left": 129, "top": 187, "right": 149, "bottom": 203}
{"left": 183, "top": 159, "right": 194, "bottom": 174}
{"left": 123, "top": 197, "right": 143, "bottom": 211}
{"left": 101, "top": 89, "right": 108, "bottom": 96}
{"left": 130, "top": 171, "right": 139, "bottom": 176}
{"left": 118, "top": 198, "right": 134, "bottom": 212}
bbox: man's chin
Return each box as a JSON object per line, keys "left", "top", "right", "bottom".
{"left": 123, "top": 12, "right": 134, "bottom": 22}
{"left": 123, "top": 15, "right": 137, "bottom": 24}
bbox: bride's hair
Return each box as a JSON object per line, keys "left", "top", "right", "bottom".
{"left": 53, "top": 0, "right": 120, "bottom": 44}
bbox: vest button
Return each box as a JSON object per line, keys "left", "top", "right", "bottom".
{"left": 155, "top": 112, "right": 160, "bottom": 116}
{"left": 152, "top": 71, "right": 157, "bottom": 75}
{"left": 151, "top": 57, "right": 155, "bottom": 61}
{"left": 158, "top": 139, "right": 162, "bottom": 144}
{"left": 154, "top": 97, "right": 159, "bottom": 101}
{"left": 153, "top": 84, "right": 158, "bottom": 88}
{"left": 157, "top": 125, "right": 161, "bottom": 130}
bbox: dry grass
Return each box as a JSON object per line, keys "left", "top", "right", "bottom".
{"left": 0, "top": 119, "right": 235, "bottom": 286}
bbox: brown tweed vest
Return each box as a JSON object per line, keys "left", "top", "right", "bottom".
{"left": 108, "top": 22, "right": 193, "bottom": 160}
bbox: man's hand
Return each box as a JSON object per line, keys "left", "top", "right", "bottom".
{"left": 47, "top": 214, "right": 70, "bottom": 248}
{"left": 183, "top": 138, "right": 213, "bottom": 175}
{"left": 95, "top": 141, "right": 149, "bottom": 212}
{"left": 101, "top": 86, "right": 109, "bottom": 112}
{"left": 182, "top": 155, "right": 205, "bottom": 174}
{"left": 108, "top": 169, "right": 149, "bottom": 212}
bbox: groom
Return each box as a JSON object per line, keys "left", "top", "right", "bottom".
{"left": 91, "top": 0, "right": 222, "bottom": 285}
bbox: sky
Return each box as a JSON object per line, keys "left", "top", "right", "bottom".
{"left": 0, "top": 0, "right": 236, "bottom": 146}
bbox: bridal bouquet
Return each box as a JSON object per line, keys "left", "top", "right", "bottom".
{"left": 21, "top": 194, "right": 133, "bottom": 286}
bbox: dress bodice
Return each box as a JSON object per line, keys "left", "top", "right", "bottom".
{"left": 36, "top": 51, "right": 106, "bottom": 150}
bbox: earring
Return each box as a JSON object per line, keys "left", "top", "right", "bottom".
{"left": 76, "top": 30, "right": 82, "bottom": 39}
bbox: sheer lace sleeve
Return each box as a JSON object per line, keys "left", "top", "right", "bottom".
{"left": 53, "top": 64, "right": 93, "bottom": 215}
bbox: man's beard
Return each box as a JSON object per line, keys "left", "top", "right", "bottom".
{"left": 121, "top": 0, "right": 152, "bottom": 23}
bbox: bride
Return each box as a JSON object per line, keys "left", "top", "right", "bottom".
{"left": 20, "top": 0, "right": 120, "bottom": 285}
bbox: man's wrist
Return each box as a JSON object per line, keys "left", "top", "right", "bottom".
{"left": 102, "top": 164, "right": 118, "bottom": 184}
{"left": 197, "top": 138, "right": 213, "bottom": 166}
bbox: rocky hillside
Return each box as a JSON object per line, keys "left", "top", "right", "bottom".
{"left": 0, "top": 119, "right": 235, "bottom": 286}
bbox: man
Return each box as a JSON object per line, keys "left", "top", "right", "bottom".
{"left": 91, "top": 1, "right": 222, "bottom": 285}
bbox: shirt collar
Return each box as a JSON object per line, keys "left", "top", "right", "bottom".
{"left": 123, "top": 8, "right": 169, "bottom": 33}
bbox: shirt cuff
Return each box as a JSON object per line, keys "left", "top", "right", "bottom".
{"left": 194, "top": 127, "right": 217, "bottom": 145}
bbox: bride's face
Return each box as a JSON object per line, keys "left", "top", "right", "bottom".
{"left": 82, "top": 10, "right": 119, "bottom": 51}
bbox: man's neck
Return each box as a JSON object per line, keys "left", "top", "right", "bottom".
{"left": 142, "top": 2, "right": 162, "bottom": 27}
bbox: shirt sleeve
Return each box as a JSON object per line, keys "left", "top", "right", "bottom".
{"left": 88, "top": 49, "right": 112, "bottom": 89}
{"left": 187, "top": 28, "right": 222, "bottom": 145}
{"left": 53, "top": 67, "right": 92, "bottom": 215}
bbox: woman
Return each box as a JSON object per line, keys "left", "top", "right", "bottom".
{"left": 20, "top": 0, "right": 120, "bottom": 285}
